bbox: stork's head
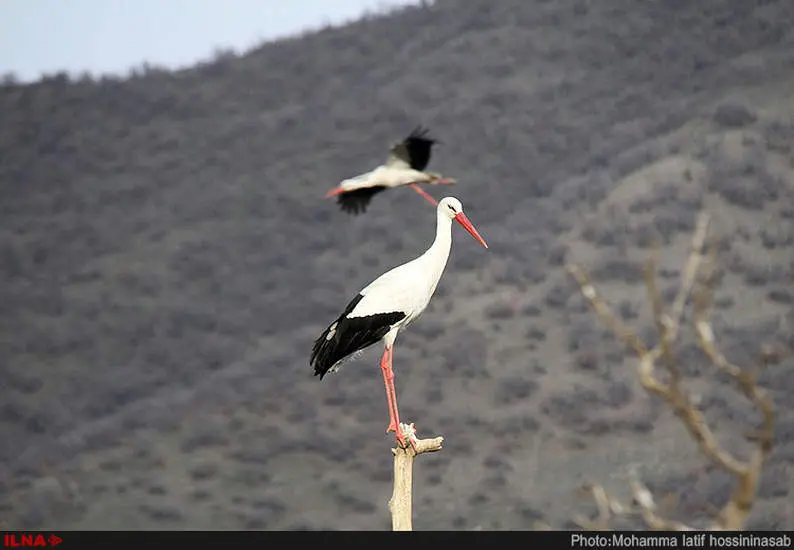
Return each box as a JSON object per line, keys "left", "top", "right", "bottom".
{"left": 425, "top": 172, "right": 456, "bottom": 185}
{"left": 438, "top": 197, "right": 488, "bottom": 248}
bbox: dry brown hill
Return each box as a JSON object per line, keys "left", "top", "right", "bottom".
{"left": 0, "top": 0, "right": 792, "bottom": 530}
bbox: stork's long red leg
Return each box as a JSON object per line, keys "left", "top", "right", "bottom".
{"left": 380, "top": 347, "right": 398, "bottom": 432}
{"left": 409, "top": 184, "right": 439, "bottom": 207}
{"left": 385, "top": 347, "right": 401, "bottom": 431}
{"left": 380, "top": 345, "right": 409, "bottom": 447}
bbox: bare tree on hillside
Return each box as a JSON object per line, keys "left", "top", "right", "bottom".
{"left": 562, "top": 212, "right": 778, "bottom": 531}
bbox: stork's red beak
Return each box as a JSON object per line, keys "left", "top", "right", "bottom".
{"left": 454, "top": 212, "right": 488, "bottom": 249}
{"left": 326, "top": 186, "right": 345, "bottom": 198}
{"left": 434, "top": 178, "right": 455, "bottom": 185}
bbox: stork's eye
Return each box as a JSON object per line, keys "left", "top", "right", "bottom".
{"left": 447, "top": 204, "right": 456, "bottom": 212}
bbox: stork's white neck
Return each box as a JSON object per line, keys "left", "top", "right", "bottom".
{"left": 417, "top": 208, "right": 454, "bottom": 295}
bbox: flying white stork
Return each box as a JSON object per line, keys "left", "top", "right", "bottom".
{"left": 325, "top": 126, "right": 456, "bottom": 215}
{"left": 310, "top": 196, "right": 488, "bottom": 447}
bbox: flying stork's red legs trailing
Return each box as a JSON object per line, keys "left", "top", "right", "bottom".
{"left": 323, "top": 126, "right": 455, "bottom": 215}
{"left": 408, "top": 183, "right": 439, "bottom": 207}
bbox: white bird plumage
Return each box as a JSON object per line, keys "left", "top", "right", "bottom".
{"left": 325, "top": 127, "right": 456, "bottom": 215}
{"left": 310, "top": 196, "right": 488, "bottom": 447}
{"left": 350, "top": 200, "right": 459, "bottom": 328}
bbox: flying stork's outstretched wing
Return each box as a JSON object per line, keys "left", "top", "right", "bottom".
{"left": 386, "top": 126, "right": 438, "bottom": 171}
{"left": 336, "top": 186, "right": 388, "bottom": 215}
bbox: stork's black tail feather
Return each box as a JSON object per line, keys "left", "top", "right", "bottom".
{"left": 310, "top": 323, "right": 342, "bottom": 379}
{"left": 310, "top": 294, "right": 406, "bottom": 379}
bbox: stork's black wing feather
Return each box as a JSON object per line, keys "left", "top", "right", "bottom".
{"left": 336, "top": 186, "right": 387, "bottom": 215}
{"left": 402, "top": 126, "right": 438, "bottom": 171}
{"left": 311, "top": 293, "right": 406, "bottom": 379}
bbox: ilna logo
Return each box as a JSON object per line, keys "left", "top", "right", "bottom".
{"left": 3, "top": 534, "right": 62, "bottom": 547}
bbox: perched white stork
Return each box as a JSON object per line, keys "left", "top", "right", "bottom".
{"left": 310, "top": 196, "right": 488, "bottom": 447}
{"left": 325, "top": 126, "right": 456, "bottom": 215}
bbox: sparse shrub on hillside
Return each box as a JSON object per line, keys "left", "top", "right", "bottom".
{"left": 439, "top": 329, "right": 488, "bottom": 378}
{"left": 743, "top": 264, "right": 779, "bottom": 287}
{"left": 767, "top": 289, "right": 793, "bottom": 305}
{"left": 653, "top": 209, "right": 697, "bottom": 241}
{"left": 605, "top": 379, "right": 633, "bottom": 409}
{"left": 495, "top": 414, "right": 540, "bottom": 437}
{"left": 525, "top": 325, "right": 547, "bottom": 341}
{"left": 567, "top": 319, "right": 599, "bottom": 353}
{"left": 715, "top": 173, "right": 767, "bottom": 209}
{"left": 760, "top": 223, "right": 794, "bottom": 249}
{"left": 618, "top": 299, "right": 639, "bottom": 320}
{"left": 146, "top": 484, "right": 168, "bottom": 496}
{"left": 450, "top": 247, "right": 486, "bottom": 271}
{"left": 139, "top": 503, "right": 183, "bottom": 522}
{"left": 540, "top": 386, "right": 601, "bottom": 428}
{"left": 324, "top": 480, "right": 377, "bottom": 516}
{"left": 2, "top": 369, "right": 44, "bottom": 395}
{"left": 180, "top": 428, "right": 231, "bottom": 453}
{"left": 572, "top": 350, "right": 599, "bottom": 371}
{"left": 188, "top": 462, "right": 218, "bottom": 482}
{"left": 493, "top": 377, "right": 538, "bottom": 405}
{"left": 582, "top": 219, "right": 629, "bottom": 247}
{"left": 762, "top": 119, "right": 794, "bottom": 155}
{"left": 15, "top": 476, "right": 85, "bottom": 529}
{"left": 589, "top": 255, "right": 645, "bottom": 284}
{"left": 633, "top": 223, "right": 656, "bottom": 249}
{"left": 484, "top": 299, "right": 516, "bottom": 320}
{"left": 566, "top": 294, "right": 591, "bottom": 315}
{"left": 628, "top": 183, "right": 681, "bottom": 214}
{"left": 712, "top": 102, "right": 758, "bottom": 129}
{"left": 361, "top": 253, "right": 380, "bottom": 268}
{"left": 557, "top": 173, "right": 610, "bottom": 210}
{"left": 706, "top": 142, "right": 782, "bottom": 210}
{"left": 713, "top": 294, "right": 734, "bottom": 309}
{"left": 633, "top": 206, "right": 700, "bottom": 249}
{"left": 776, "top": 417, "right": 794, "bottom": 450}
{"left": 414, "top": 318, "right": 445, "bottom": 339}
{"left": 423, "top": 378, "right": 443, "bottom": 402}
{"left": 546, "top": 243, "right": 568, "bottom": 266}
{"left": 0, "top": 399, "right": 40, "bottom": 432}
{"left": 607, "top": 143, "right": 665, "bottom": 181}
{"left": 521, "top": 303, "right": 542, "bottom": 317}
{"left": 544, "top": 280, "right": 577, "bottom": 310}
{"left": 756, "top": 463, "right": 790, "bottom": 499}
{"left": 494, "top": 258, "right": 547, "bottom": 287}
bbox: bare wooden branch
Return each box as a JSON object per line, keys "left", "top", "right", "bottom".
{"left": 573, "top": 483, "right": 626, "bottom": 530}
{"left": 574, "top": 473, "right": 695, "bottom": 532}
{"left": 692, "top": 248, "right": 775, "bottom": 530}
{"left": 627, "top": 468, "right": 695, "bottom": 531}
{"left": 566, "top": 210, "right": 776, "bottom": 531}
{"left": 388, "top": 423, "right": 443, "bottom": 531}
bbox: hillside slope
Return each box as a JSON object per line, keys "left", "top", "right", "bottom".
{"left": 0, "top": 0, "right": 793, "bottom": 530}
